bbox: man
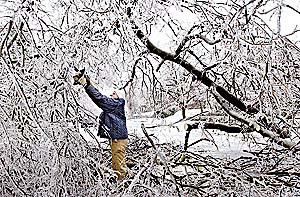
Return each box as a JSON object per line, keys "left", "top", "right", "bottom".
{"left": 73, "top": 70, "right": 128, "bottom": 180}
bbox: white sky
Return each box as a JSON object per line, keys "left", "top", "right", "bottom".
{"left": 149, "top": 0, "right": 300, "bottom": 50}
{"left": 263, "top": 0, "right": 300, "bottom": 37}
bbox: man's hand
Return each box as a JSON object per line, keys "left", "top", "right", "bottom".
{"left": 73, "top": 68, "right": 90, "bottom": 87}
{"left": 73, "top": 74, "right": 87, "bottom": 86}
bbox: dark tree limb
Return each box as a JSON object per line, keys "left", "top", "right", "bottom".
{"left": 0, "top": 20, "right": 13, "bottom": 57}
{"left": 128, "top": 18, "right": 251, "bottom": 114}
{"left": 120, "top": 58, "right": 139, "bottom": 90}
{"left": 184, "top": 130, "right": 190, "bottom": 151}
{"left": 184, "top": 122, "right": 246, "bottom": 133}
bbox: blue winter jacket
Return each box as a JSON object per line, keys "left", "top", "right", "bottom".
{"left": 85, "top": 84, "right": 128, "bottom": 140}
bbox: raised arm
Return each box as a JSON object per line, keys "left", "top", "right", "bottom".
{"left": 85, "top": 84, "right": 124, "bottom": 112}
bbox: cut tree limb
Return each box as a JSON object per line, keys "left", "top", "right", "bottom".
{"left": 184, "top": 122, "right": 245, "bottom": 133}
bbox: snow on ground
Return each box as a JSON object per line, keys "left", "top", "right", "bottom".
{"left": 80, "top": 109, "right": 266, "bottom": 159}
{"left": 128, "top": 109, "right": 266, "bottom": 159}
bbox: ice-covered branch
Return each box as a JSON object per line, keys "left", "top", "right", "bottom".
{"left": 211, "top": 86, "right": 295, "bottom": 149}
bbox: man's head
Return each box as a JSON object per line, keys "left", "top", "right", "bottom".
{"left": 104, "top": 87, "right": 124, "bottom": 99}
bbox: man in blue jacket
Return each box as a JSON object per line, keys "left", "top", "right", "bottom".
{"left": 73, "top": 70, "right": 128, "bottom": 180}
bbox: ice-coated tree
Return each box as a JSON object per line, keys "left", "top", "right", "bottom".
{"left": 0, "top": 0, "right": 299, "bottom": 196}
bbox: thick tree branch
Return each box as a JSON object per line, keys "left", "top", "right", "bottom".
{"left": 0, "top": 21, "right": 13, "bottom": 57}
{"left": 129, "top": 19, "right": 250, "bottom": 113}
{"left": 184, "top": 122, "right": 246, "bottom": 133}
{"left": 211, "top": 87, "right": 295, "bottom": 149}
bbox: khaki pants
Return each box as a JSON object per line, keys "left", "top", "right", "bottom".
{"left": 111, "top": 139, "right": 128, "bottom": 180}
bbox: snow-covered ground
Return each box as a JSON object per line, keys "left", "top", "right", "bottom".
{"left": 80, "top": 109, "right": 266, "bottom": 159}
{"left": 129, "top": 109, "right": 267, "bottom": 159}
